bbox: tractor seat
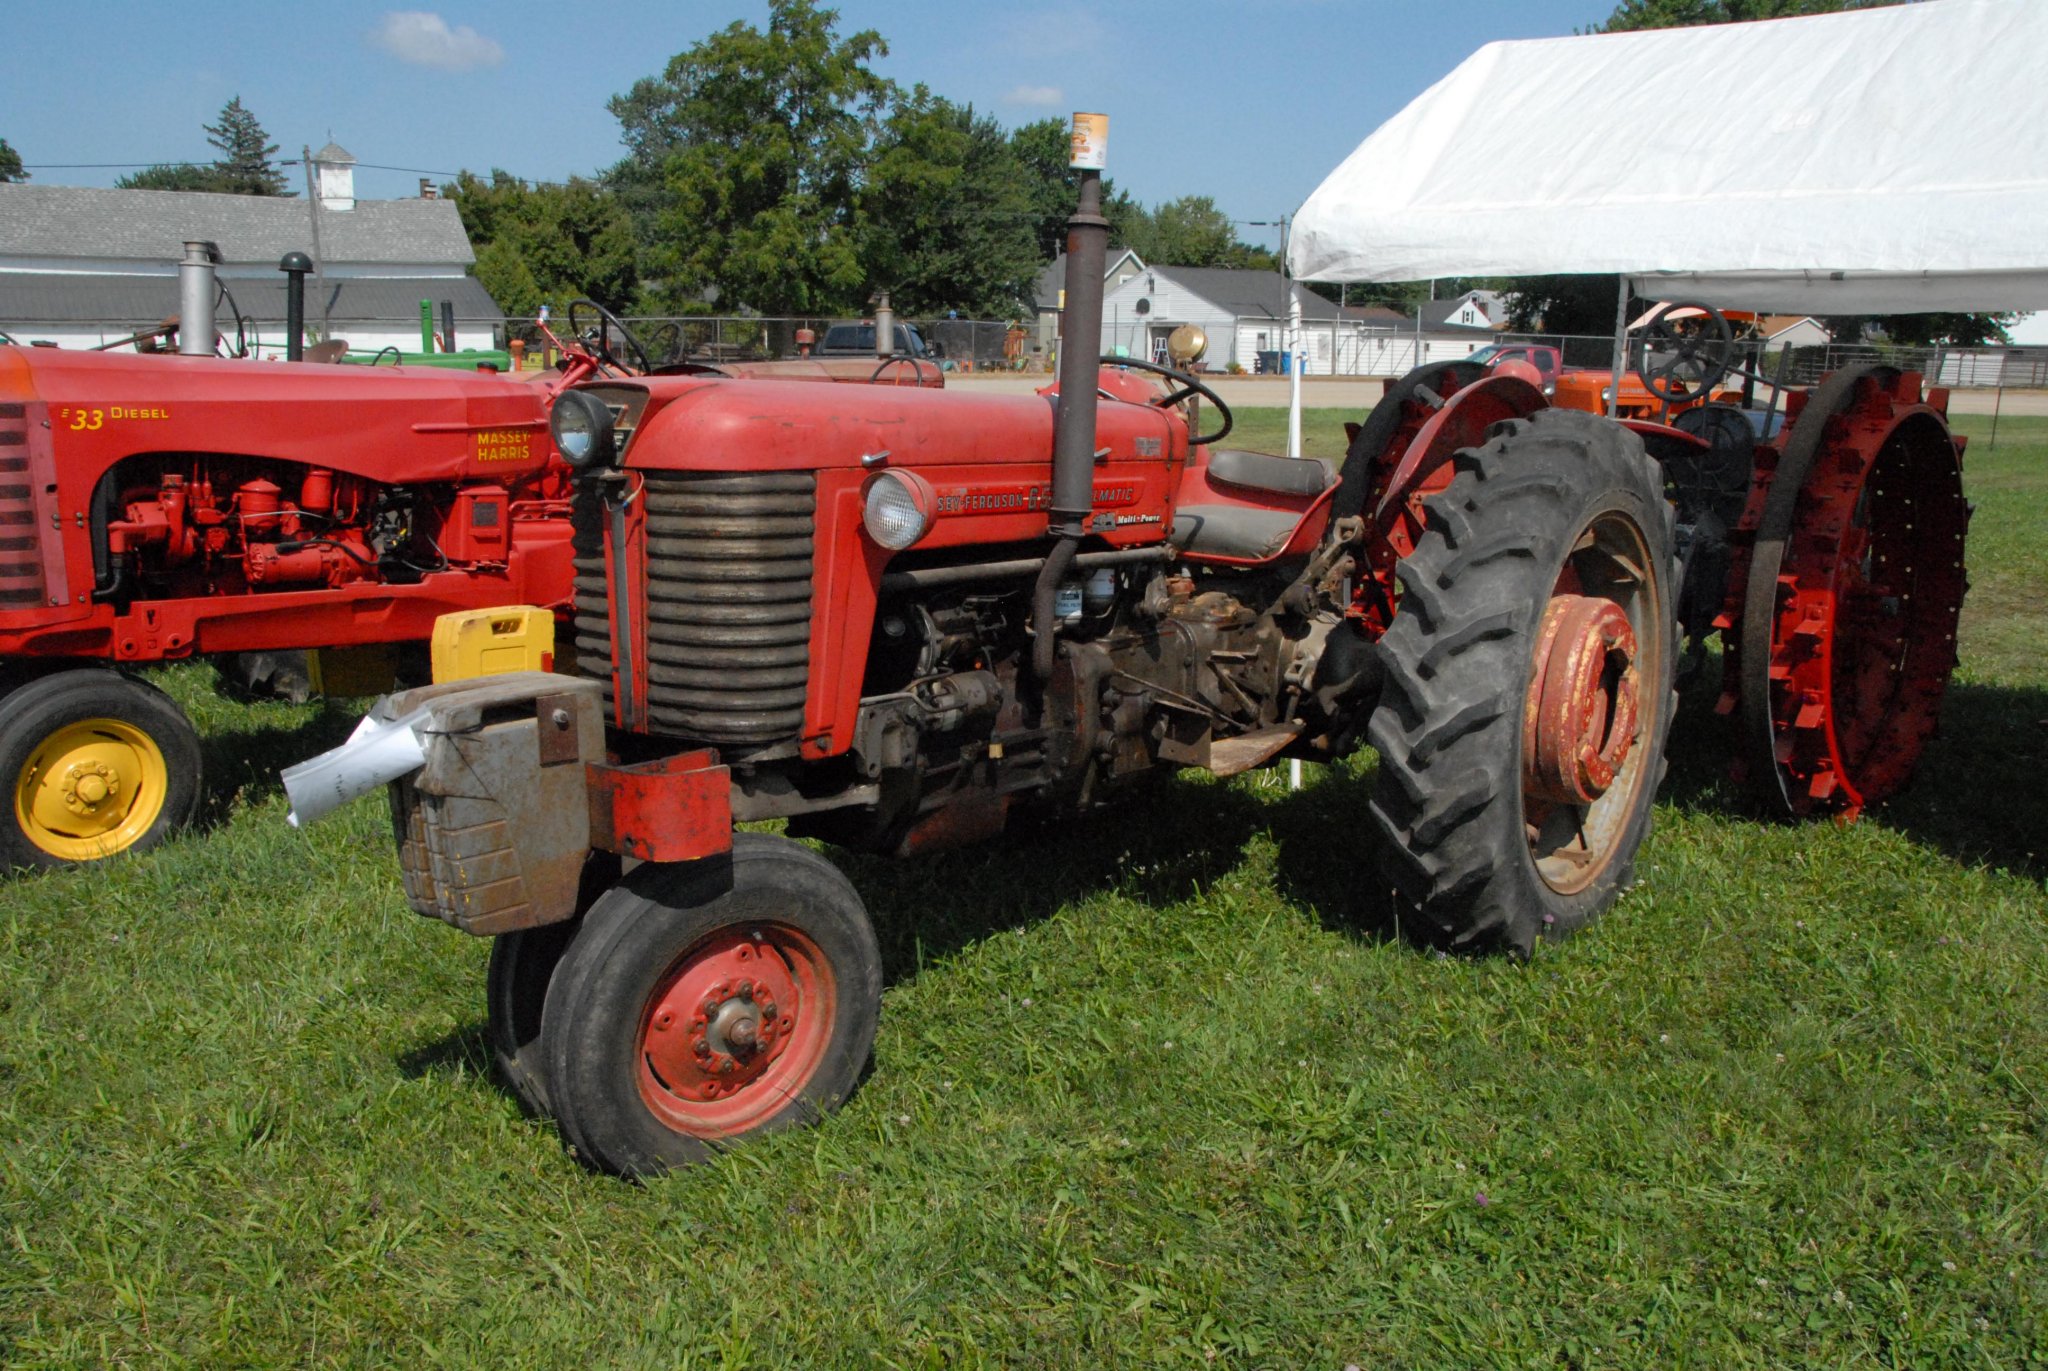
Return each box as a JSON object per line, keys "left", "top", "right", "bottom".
{"left": 1170, "top": 450, "right": 1336, "bottom": 560}
{"left": 1169, "top": 505, "right": 1305, "bottom": 560}
{"left": 1205, "top": 449, "right": 1336, "bottom": 497}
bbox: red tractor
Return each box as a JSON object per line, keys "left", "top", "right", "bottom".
{"left": 1538, "top": 303, "right": 1968, "bottom": 816}
{"left": 0, "top": 266, "right": 957, "bottom": 873}
{"left": 313, "top": 159, "right": 1967, "bottom": 1178}
{"left": 0, "top": 344, "right": 576, "bottom": 869}
{"left": 0, "top": 290, "right": 645, "bottom": 869}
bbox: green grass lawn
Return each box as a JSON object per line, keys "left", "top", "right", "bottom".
{"left": 3, "top": 412, "right": 2043, "bottom": 1367}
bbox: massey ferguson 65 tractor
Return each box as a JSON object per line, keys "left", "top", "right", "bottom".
{"left": 307, "top": 136, "right": 1967, "bottom": 1177}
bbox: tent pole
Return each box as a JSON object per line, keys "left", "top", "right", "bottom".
{"left": 1607, "top": 274, "right": 1629, "bottom": 419}
{"left": 1287, "top": 288, "right": 1303, "bottom": 458}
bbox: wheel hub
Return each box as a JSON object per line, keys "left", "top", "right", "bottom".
{"left": 63, "top": 761, "right": 119, "bottom": 813}
{"left": 642, "top": 936, "right": 797, "bottom": 1103}
{"left": 1524, "top": 594, "right": 1640, "bottom": 806}
{"left": 16, "top": 716, "right": 168, "bottom": 861}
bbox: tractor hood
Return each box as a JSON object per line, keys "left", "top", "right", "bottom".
{"left": 611, "top": 374, "right": 1183, "bottom": 474}
{"left": 0, "top": 345, "right": 551, "bottom": 484}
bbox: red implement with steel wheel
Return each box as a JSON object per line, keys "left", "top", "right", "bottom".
{"left": 1729, "top": 365, "right": 1968, "bottom": 817}
{"left": 638, "top": 926, "right": 835, "bottom": 1136}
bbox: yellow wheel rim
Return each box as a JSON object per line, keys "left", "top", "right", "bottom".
{"left": 13, "top": 717, "right": 170, "bottom": 862}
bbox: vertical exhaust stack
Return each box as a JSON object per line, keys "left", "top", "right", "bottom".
{"left": 279, "top": 252, "right": 311, "bottom": 362}
{"left": 873, "top": 290, "right": 896, "bottom": 359}
{"left": 1049, "top": 113, "right": 1110, "bottom": 541}
{"left": 1034, "top": 113, "right": 1111, "bottom": 681}
{"left": 178, "top": 241, "right": 220, "bottom": 357}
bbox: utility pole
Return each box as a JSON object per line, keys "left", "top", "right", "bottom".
{"left": 1248, "top": 215, "right": 1303, "bottom": 457}
{"left": 299, "top": 146, "right": 330, "bottom": 338}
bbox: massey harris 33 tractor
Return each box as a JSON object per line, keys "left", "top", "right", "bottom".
{"left": 319, "top": 143, "right": 1967, "bottom": 1176}
{"left": 0, "top": 298, "right": 581, "bottom": 870}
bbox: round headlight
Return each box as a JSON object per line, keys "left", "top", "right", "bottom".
{"left": 863, "top": 470, "right": 933, "bottom": 550}
{"left": 550, "top": 389, "right": 616, "bottom": 468}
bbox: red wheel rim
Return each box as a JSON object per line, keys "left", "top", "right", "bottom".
{"left": 1521, "top": 508, "right": 1664, "bottom": 895}
{"left": 636, "top": 924, "right": 836, "bottom": 1139}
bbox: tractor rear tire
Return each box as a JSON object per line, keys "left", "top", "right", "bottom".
{"left": 1367, "top": 408, "right": 1678, "bottom": 956}
{"left": 2, "top": 669, "right": 203, "bottom": 871}
{"left": 539, "top": 832, "right": 881, "bottom": 1178}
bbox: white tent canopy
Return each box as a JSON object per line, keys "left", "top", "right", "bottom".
{"left": 1287, "top": 0, "right": 2048, "bottom": 314}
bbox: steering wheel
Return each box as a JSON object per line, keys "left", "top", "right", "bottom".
{"left": 1096, "top": 355, "right": 1233, "bottom": 447}
{"left": 641, "top": 321, "right": 683, "bottom": 369}
{"left": 870, "top": 355, "right": 938, "bottom": 387}
{"left": 1633, "top": 302, "right": 1735, "bottom": 404}
{"left": 368, "top": 345, "right": 402, "bottom": 366}
{"left": 567, "top": 299, "right": 652, "bottom": 376}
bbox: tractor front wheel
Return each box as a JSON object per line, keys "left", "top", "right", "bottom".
{"left": 539, "top": 832, "right": 881, "bottom": 1177}
{"left": 483, "top": 855, "right": 623, "bottom": 1117}
{"left": 2, "top": 669, "right": 203, "bottom": 871}
{"left": 1368, "top": 408, "right": 1678, "bottom": 955}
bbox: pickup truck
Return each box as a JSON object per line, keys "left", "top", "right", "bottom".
{"left": 816, "top": 321, "right": 933, "bottom": 359}
{"left": 1464, "top": 342, "right": 1561, "bottom": 392}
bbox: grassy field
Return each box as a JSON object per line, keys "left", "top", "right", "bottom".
{"left": 2, "top": 411, "right": 2043, "bottom": 1367}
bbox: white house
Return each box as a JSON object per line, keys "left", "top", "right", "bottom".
{"left": 1032, "top": 246, "right": 1148, "bottom": 363}
{"left": 1096, "top": 265, "right": 1345, "bottom": 373}
{"left": 1758, "top": 314, "right": 1831, "bottom": 351}
{"left": 0, "top": 145, "right": 502, "bottom": 356}
{"left": 1316, "top": 300, "right": 1501, "bottom": 376}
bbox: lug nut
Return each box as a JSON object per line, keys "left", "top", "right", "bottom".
{"left": 692, "top": 1037, "right": 710, "bottom": 1058}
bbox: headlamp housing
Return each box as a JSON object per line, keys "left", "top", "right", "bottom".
{"left": 550, "top": 389, "right": 617, "bottom": 469}
{"left": 862, "top": 469, "right": 935, "bottom": 550}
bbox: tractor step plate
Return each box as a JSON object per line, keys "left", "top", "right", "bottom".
{"left": 1206, "top": 724, "right": 1302, "bottom": 779}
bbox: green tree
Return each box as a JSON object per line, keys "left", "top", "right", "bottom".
{"left": 1121, "top": 195, "right": 1274, "bottom": 270}
{"left": 115, "top": 163, "right": 232, "bottom": 193}
{"left": 1503, "top": 275, "right": 1640, "bottom": 335}
{"left": 608, "top": 0, "right": 894, "bottom": 315}
{"left": 1008, "top": 116, "right": 1141, "bottom": 259}
{"left": 856, "top": 89, "right": 1042, "bottom": 316}
{"left": 0, "top": 138, "right": 25, "bottom": 183}
{"left": 1599, "top": 0, "right": 1892, "bottom": 29}
{"left": 443, "top": 170, "right": 639, "bottom": 319}
{"left": 204, "top": 96, "right": 288, "bottom": 196}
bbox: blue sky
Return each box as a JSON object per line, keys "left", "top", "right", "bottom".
{"left": 4, "top": 1, "right": 1618, "bottom": 253}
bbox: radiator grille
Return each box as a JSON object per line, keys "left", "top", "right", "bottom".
{"left": 0, "top": 404, "right": 42, "bottom": 607}
{"left": 573, "top": 470, "right": 815, "bottom": 747}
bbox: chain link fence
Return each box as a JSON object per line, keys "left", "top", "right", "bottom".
{"left": 1492, "top": 334, "right": 2048, "bottom": 388}
{"left": 495, "top": 312, "right": 2048, "bottom": 387}
{"left": 596, "top": 316, "right": 1043, "bottom": 372}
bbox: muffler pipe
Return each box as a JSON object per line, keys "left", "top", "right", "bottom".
{"left": 1034, "top": 113, "right": 1110, "bottom": 681}
{"left": 178, "top": 240, "right": 220, "bottom": 357}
